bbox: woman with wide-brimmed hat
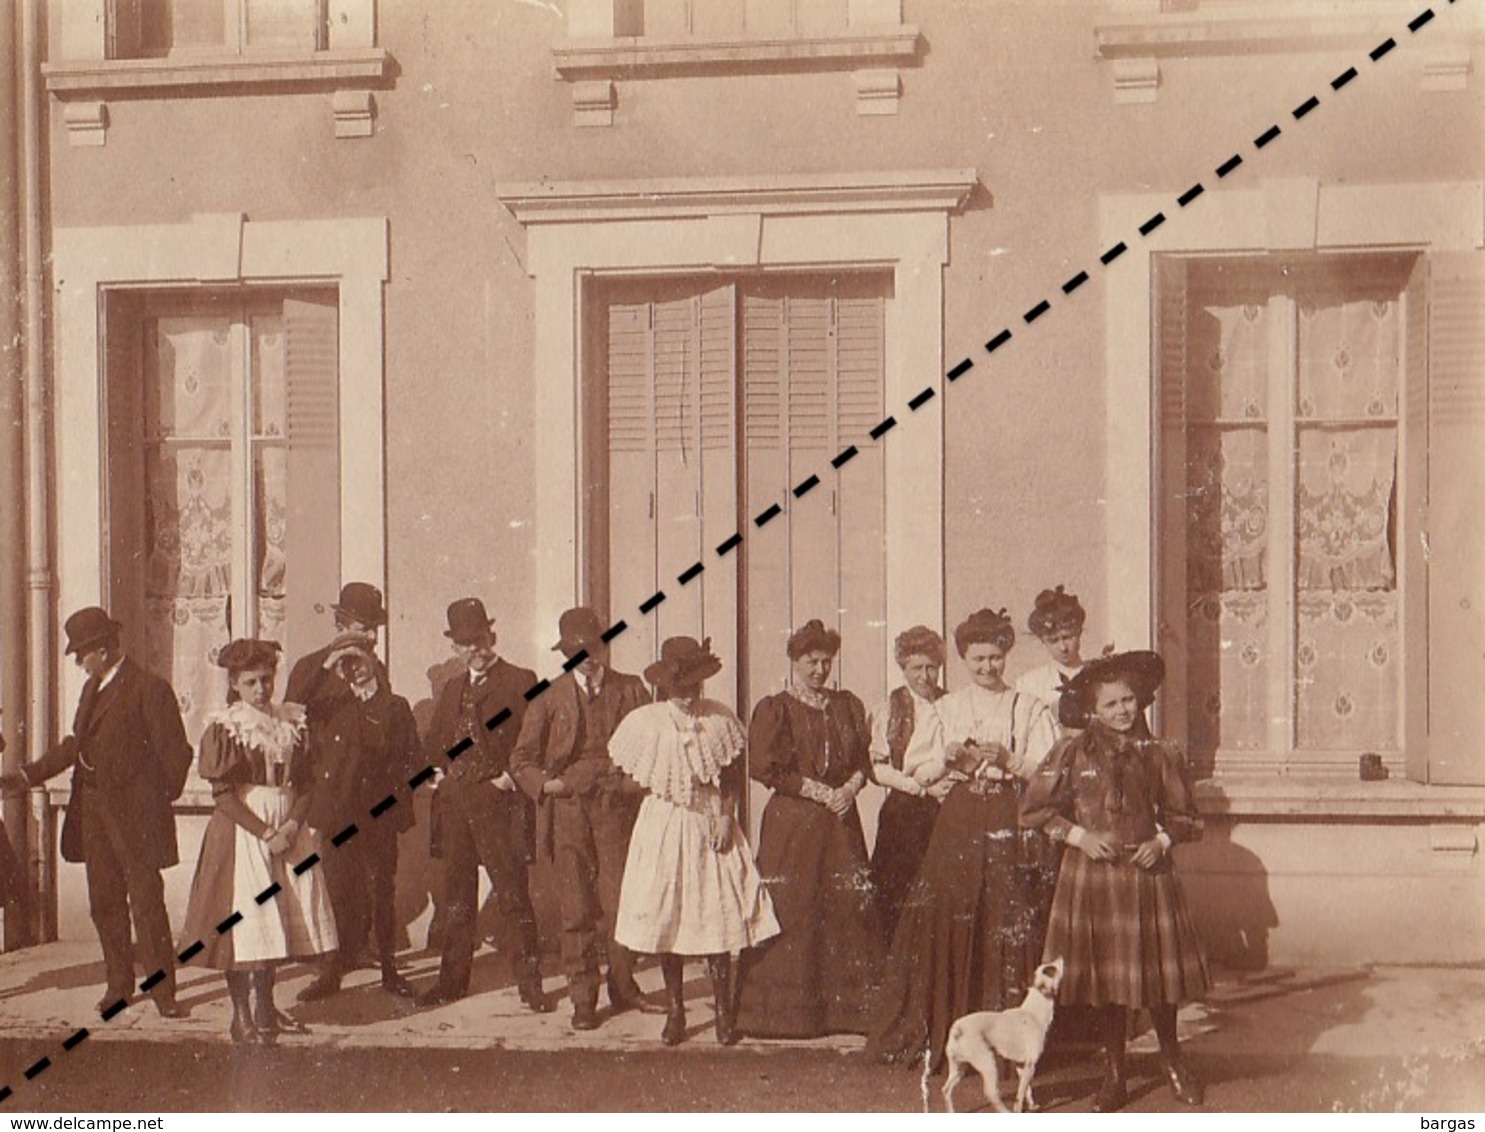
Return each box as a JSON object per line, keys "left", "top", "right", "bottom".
{"left": 1020, "top": 649, "right": 1209, "bottom": 1111}
{"left": 179, "top": 639, "right": 337, "bottom": 1044}
{"left": 609, "top": 637, "right": 779, "bottom": 1046}
{"left": 733, "top": 619, "right": 883, "bottom": 1039}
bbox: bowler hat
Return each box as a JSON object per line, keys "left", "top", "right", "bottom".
{"left": 332, "top": 582, "right": 387, "bottom": 628}
{"left": 1061, "top": 649, "right": 1166, "bottom": 728}
{"left": 644, "top": 636, "right": 723, "bottom": 692}
{"left": 552, "top": 607, "right": 607, "bottom": 658}
{"left": 444, "top": 598, "right": 496, "bottom": 645}
{"left": 63, "top": 607, "right": 123, "bottom": 656}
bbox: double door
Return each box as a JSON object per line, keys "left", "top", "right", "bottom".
{"left": 586, "top": 273, "right": 890, "bottom": 724}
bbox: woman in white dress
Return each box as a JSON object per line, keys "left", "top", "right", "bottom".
{"left": 611, "top": 637, "right": 780, "bottom": 1046}
{"left": 1016, "top": 585, "right": 1096, "bottom": 730}
{"left": 179, "top": 639, "right": 337, "bottom": 1043}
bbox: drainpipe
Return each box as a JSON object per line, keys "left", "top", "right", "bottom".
{"left": 0, "top": 0, "right": 34, "bottom": 950}
{"left": 20, "top": 0, "right": 52, "bottom": 945}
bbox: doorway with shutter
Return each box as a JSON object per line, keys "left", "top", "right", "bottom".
{"left": 103, "top": 288, "right": 342, "bottom": 752}
{"left": 583, "top": 272, "right": 892, "bottom": 727}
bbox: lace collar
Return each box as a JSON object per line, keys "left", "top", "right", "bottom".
{"left": 207, "top": 701, "right": 306, "bottom": 764}
{"left": 787, "top": 684, "right": 831, "bottom": 712}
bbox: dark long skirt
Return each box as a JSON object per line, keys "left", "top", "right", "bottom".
{"left": 1042, "top": 849, "right": 1209, "bottom": 1008}
{"left": 865, "top": 779, "right": 1050, "bottom": 1072}
{"left": 869, "top": 789, "right": 940, "bottom": 944}
{"left": 734, "top": 793, "right": 884, "bottom": 1038}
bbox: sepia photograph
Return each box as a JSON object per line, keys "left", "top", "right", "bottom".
{"left": 0, "top": 0, "right": 1483, "bottom": 1116}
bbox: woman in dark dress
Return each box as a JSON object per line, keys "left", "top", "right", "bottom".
{"left": 1021, "top": 650, "right": 1208, "bottom": 1111}
{"left": 733, "top": 619, "right": 884, "bottom": 1038}
{"left": 866, "top": 608, "right": 1058, "bottom": 1072}
{"left": 179, "top": 639, "right": 336, "bottom": 1043}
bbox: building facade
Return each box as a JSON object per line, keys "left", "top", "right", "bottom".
{"left": 1, "top": 0, "right": 1483, "bottom": 965}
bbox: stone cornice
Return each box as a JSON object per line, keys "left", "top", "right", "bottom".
{"left": 498, "top": 169, "right": 979, "bottom": 225}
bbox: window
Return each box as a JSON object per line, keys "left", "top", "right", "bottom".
{"left": 1157, "top": 251, "right": 1485, "bottom": 785}
{"left": 104, "top": 290, "right": 340, "bottom": 746}
{"left": 111, "top": 0, "right": 325, "bottom": 57}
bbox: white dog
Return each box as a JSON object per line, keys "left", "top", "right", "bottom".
{"left": 939, "top": 958, "right": 1065, "bottom": 1114}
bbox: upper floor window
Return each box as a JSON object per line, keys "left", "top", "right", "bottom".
{"left": 112, "top": 0, "right": 325, "bottom": 59}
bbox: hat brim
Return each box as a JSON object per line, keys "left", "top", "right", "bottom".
{"left": 332, "top": 603, "right": 387, "bottom": 628}
{"left": 1064, "top": 650, "right": 1166, "bottom": 714}
{"left": 64, "top": 623, "right": 122, "bottom": 655}
{"left": 644, "top": 654, "right": 723, "bottom": 689}
{"left": 444, "top": 621, "right": 495, "bottom": 644}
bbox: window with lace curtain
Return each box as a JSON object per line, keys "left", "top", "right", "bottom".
{"left": 1157, "top": 254, "right": 1419, "bottom": 778}
{"left": 104, "top": 290, "right": 341, "bottom": 758}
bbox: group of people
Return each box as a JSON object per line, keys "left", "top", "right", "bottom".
{"left": 0, "top": 581, "right": 1211, "bottom": 1112}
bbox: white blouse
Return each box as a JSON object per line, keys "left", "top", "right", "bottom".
{"left": 1015, "top": 661, "right": 1085, "bottom": 728}
{"left": 867, "top": 687, "right": 946, "bottom": 781}
{"left": 938, "top": 683, "right": 1058, "bottom": 781}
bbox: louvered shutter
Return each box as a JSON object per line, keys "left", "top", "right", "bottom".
{"left": 741, "top": 278, "right": 886, "bottom": 702}
{"left": 281, "top": 295, "right": 341, "bottom": 673}
{"left": 1423, "top": 251, "right": 1485, "bottom": 784}
{"left": 605, "top": 282, "right": 738, "bottom": 694}
{"left": 1154, "top": 258, "right": 1192, "bottom": 757}
{"left": 1401, "top": 257, "right": 1429, "bottom": 783}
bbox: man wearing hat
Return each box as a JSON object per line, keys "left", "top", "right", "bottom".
{"left": 511, "top": 607, "right": 653, "bottom": 1030}
{"left": 285, "top": 581, "right": 390, "bottom": 711}
{"left": 291, "top": 582, "right": 420, "bottom": 1002}
{"left": 416, "top": 598, "right": 548, "bottom": 1010}
{"left": 0, "top": 607, "right": 192, "bottom": 1017}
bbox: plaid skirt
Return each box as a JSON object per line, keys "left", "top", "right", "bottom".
{"left": 1042, "top": 848, "right": 1209, "bottom": 1008}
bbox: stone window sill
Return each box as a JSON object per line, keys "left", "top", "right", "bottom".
{"left": 1195, "top": 775, "right": 1485, "bottom": 819}
{"left": 551, "top": 26, "right": 921, "bottom": 80}
{"left": 42, "top": 48, "right": 392, "bottom": 96}
{"left": 1095, "top": 3, "right": 1445, "bottom": 58}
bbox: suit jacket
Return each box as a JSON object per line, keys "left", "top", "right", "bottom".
{"left": 23, "top": 657, "right": 193, "bottom": 869}
{"left": 304, "top": 684, "right": 420, "bottom": 835}
{"left": 510, "top": 669, "right": 650, "bottom": 802}
{"left": 423, "top": 658, "right": 537, "bottom": 787}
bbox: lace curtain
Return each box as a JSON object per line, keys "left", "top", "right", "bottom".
{"left": 1294, "top": 297, "right": 1399, "bottom": 751}
{"left": 142, "top": 315, "right": 289, "bottom": 748}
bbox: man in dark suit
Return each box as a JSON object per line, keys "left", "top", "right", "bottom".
{"left": 511, "top": 606, "right": 653, "bottom": 1031}
{"left": 0, "top": 608, "right": 192, "bottom": 1017}
{"left": 416, "top": 598, "right": 549, "bottom": 1011}
{"left": 296, "top": 636, "right": 420, "bottom": 1001}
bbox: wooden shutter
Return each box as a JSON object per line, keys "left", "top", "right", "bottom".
{"left": 604, "top": 282, "right": 738, "bottom": 697}
{"left": 281, "top": 295, "right": 341, "bottom": 674}
{"left": 1423, "top": 251, "right": 1485, "bottom": 785}
{"left": 1401, "top": 256, "right": 1430, "bottom": 783}
{"left": 103, "top": 292, "right": 148, "bottom": 661}
{"left": 1153, "top": 257, "right": 1192, "bottom": 756}
{"left": 741, "top": 277, "right": 886, "bottom": 704}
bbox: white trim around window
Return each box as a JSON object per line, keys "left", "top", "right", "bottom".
{"left": 49, "top": 213, "right": 389, "bottom": 714}
{"left": 499, "top": 169, "right": 975, "bottom": 668}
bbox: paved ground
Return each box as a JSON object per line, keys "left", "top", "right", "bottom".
{"left": 0, "top": 943, "right": 1482, "bottom": 1112}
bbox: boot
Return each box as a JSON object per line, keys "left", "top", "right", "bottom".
{"left": 706, "top": 954, "right": 737, "bottom": 1046}
{"left": 225, "top": 971, "right": 257, "bottom": 1045}
{"left": 659, "top": 954, "right": 687, "bottom": 1046}
{"left": 1091, "top": 1007, "right": 1129, "bottom": 1112}
{"left": 251, "top": 968, "right": 279, "bottom": 1046}
{"left": 1152, "top": 1004, "right": 1205, "bottom": 1106}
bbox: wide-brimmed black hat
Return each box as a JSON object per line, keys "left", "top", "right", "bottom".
{"left": 332, "top": 582, "right": 387, "bottom": 628}
{"left": 444, "top": 598, "right": 496, "bottom": 645}
{"left": 1061, "top": 649, "right": 1166, "bottom": 724}
{"left": 215, "top": 638, "right": 283, "bottom": 672}
{"left": 644, "top": 636, "right": 723, "bottom": 691}
{"left": 552, "top": 606, "right": 607, "bottom": 658}
{"left": 63, "top": 607, "right": 123, "bottom": 656}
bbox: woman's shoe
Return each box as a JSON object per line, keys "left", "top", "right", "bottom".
{"left": 226, "top": 971, "right": 257, "bottom": 1046}
{"left": 659, "top": 953, "right": 687, "bottom": 1046}
{"left": 660, "top": 1006, "right": 687, "bottom": 1046}
{"left": 1090, "top": 1074, "right": 1128, "bottom": 1113}
{"left": 1165, "top": 1062, "right": 1205, "bottom": 1106}
{"left": 706, "top": 955, "right": 738, "bottom": 1046}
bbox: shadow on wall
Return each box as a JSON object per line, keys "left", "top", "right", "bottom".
{"left": 1177, "top": 817, "right": 1279, "bottom": 971}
